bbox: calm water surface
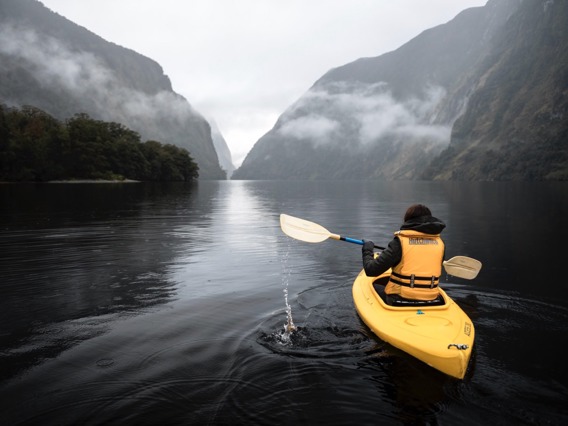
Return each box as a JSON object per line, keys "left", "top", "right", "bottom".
{"left": 1, "top": 180, "right": 567, "bottom": 425}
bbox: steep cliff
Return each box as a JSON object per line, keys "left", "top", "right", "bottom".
{"left": 233, "top": 0, "right": 567, "bottom": 181}
{"left": 423, "top": 0, "right": 568, "bottom": 180}
{"left": 0, "top": 0, "right": 225, "bottom": 179}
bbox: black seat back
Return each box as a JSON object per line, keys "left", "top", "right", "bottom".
{"left": 372, "top": 278, "right": 446, "bottom": 307}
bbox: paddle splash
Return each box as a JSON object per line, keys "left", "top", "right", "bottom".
{"left": 280, "top": 250, "right": 297, "bottom": 344}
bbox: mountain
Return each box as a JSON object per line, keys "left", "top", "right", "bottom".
{"left": 233, "top": 0, "right": 567, "bottom": 181}
{"left": 209, "top": 119, "right": 236, "bottom": 179}
{"left": 0, "top": 0, "right": 225, "bottom": 179}
{"left": 423, "top": 0, "right": 568, "bottom": 180}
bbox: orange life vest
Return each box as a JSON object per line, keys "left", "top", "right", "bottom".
{"left": 385, "top": 230, "right": 444, "bottom": 300}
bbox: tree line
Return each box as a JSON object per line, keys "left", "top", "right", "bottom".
{"left": 0, "top": 104, "right": 199, "bottom": 182}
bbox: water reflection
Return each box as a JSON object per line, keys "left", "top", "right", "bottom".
{"left": 0, "top": 182, "right": 205, "bottom": 381}
{"left": 1, "top": 180, "right": 567, "bottom": 425}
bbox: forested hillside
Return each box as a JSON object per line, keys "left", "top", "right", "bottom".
{"left": 0, "top": 0, "right": 225, "bottom": 179}
{"left": 0, "top": 105, "right": 198, "bottom": 182}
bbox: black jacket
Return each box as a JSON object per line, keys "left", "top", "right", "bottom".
{"left": 362, "top": 215, "right": 446, "bottom": 277}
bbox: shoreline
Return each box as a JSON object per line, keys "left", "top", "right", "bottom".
{"left": 48, "top": 179, "right": 140, "bottom": 184}
{"left": 1, "top": 179, "right": 140, "bottom": 184}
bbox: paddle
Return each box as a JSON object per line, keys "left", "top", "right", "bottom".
{"left": 442, "top": 256, "right": 482, "bottom": 280}
{"left": 280, "top": 213, "right": 385, "bottom": 249}
{"left": 280, "top": 213, "right": 482, "bottom": 280}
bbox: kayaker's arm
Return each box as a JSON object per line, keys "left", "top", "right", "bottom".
{"left": 362, "top": 238, "right": 402, "bottom": 276}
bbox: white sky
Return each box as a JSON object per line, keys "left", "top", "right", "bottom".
{"left": 39, "top": 0, "right": 486, "bottom": 167}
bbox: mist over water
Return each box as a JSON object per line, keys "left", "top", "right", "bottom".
{"left": 1, "top": 180, "right": 567, "bottom": 425}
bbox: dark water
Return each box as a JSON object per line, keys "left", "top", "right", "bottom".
{"left": 1, "top": 180, "right": 567, "bottom": 425}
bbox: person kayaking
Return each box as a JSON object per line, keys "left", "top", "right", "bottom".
{"left": 362, "top": 204, "right": 446, "bottom": 302}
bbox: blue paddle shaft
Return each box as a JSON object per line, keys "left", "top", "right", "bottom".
{"left": 343, "top": 236, "right": 363, "bottom": 245}
{"left": 340, "top": 236, "right": 384, "bottom": 250}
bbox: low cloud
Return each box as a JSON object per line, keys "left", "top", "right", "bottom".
{"left": 0, "top": 23, "right": 198, "bottom": 128}
{"left": 277, "top": 81, "right": 451, "bottom": 146}
{"left": 1, "top": 23, "right": 113, "bottom": 95}
{"left": 278, "top": 114, "right": 339, "bottom": 141}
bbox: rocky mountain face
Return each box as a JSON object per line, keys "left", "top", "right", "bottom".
{"left": 0, "top": 0, "right": 225, "bottom": 179}
{"left": 424, "top": 0, "right": 568, "bottom": 180}
{"left": 233, "top": 0, "right": 567, "bottom": 181}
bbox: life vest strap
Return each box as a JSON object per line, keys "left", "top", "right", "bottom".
{"left": 390, "top": 271, "right": 439, "bottom": 289}
{"left": 392, "top": 271, "right": 440, "bottom": 281}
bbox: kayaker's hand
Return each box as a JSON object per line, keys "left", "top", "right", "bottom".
{"left": 362, "top": 240, "right": 375, "bottom": 251}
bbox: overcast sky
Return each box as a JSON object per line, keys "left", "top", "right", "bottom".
{"left": 40, "top": 0, "right": 486, "bottom": 167}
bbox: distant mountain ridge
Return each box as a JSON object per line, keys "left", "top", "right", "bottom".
{"left": 0, "top": 0, "right": 226, "bottom": 179}
{"left": 233, "top": 0, "right": 567, "bottom": 181}
{"left": 209, "top": 119, "right": 236, "bottom": 179}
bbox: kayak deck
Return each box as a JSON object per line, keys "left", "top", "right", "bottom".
{"left": 352, "top": 269, "right": 475, "bottom": 379}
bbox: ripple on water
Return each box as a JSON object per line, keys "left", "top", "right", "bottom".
{"left": 256, "top": 312, "right": 384, "bottom": 360}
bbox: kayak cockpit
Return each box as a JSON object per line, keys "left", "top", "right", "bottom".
{"left": 371, "top": 276, "right": 447, "bottom": 307}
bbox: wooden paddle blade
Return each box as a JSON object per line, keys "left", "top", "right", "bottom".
{"left": 280, "top": 214, "right": 331, "bottom": 243}
{"left": 443, "top": 256, "right": 482, "bottom": 280}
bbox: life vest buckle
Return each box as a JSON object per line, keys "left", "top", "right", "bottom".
{"left": 410, "top": 274, "right": 415, "bottom": 288}
{"left": 430, "top": 276, "right": 435, "bottom": 288}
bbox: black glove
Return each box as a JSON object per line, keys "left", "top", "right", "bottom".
{"left": 362, "top": 240, "right": 375, "bottom": 251}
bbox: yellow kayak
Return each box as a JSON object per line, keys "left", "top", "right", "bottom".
{"left": 352, "top": 269, "right": 475, "bottom": 379}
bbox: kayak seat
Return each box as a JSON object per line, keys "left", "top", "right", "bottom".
{"left": 372, "top": 278, "right": 446, "bottom": 307}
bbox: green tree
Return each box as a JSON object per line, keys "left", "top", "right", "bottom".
{"left": 1, "top": 105, "right": 64, "bottom": 181}
{"left": 0, "top": 106, "right": 199, "bottom": 182}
